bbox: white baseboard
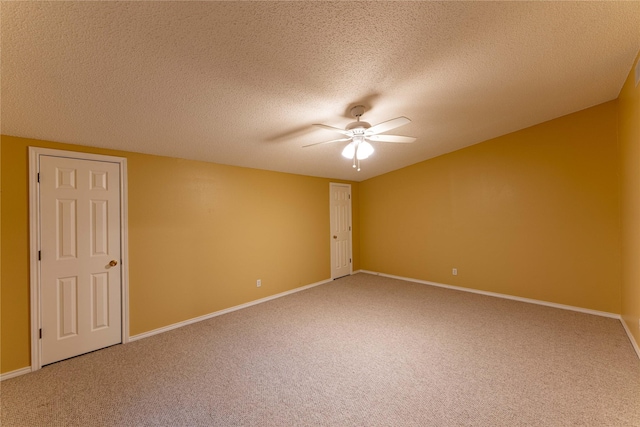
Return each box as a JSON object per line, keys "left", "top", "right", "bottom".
{"left": 620, "top": 317, "right": 640, "bottom": 360}
{"left": 359, "top": 270, "right": 620, "bottom": 319}
{"left": 130, "top": 278, "right": 332, "bottom": 342}
{"left": 0, "top": 367, "right": 32, "bottom": 381}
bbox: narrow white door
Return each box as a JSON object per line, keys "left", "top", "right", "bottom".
{"left": 40, "top": 155, "right": 122, "bottom": 365}
{"left": 330, "top": 183, "right": 352, "bottom": 279}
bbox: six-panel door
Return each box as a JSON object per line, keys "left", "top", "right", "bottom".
{"left": 40, "top": 155, "right": 122, "bottom": 365}
{"left": 330, "top": 184, "right": 352, "bottom": 279}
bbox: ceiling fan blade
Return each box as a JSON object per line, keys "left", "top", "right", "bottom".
{"left": 368, "top": 134, "right": 416, "bottom": 143}
{"left": 313, "top": 123, "right": 351, "bottom": 136}
{"left": 367, "top": 117, "right": 411, "bottom": 135}
{"left": 303, "top": 138, "right": 351, "bottom": 148}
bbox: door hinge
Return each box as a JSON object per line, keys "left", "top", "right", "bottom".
{"left": 38, "top": 251, "right": 41, "bottom": 261}
{"left": 349, "top": 226, "right": 351, "bottom": 231}
{"left": 37, "top": 173, "right": 40, "bottom": 183}
{"left": 39, "top": 329, "right": 42, "bottom": 339}
{"left": 350, "top": 258, "right": 352, "bottom": 263}
{"left": 349, "top": 194, "right": 351, "bottom": 199}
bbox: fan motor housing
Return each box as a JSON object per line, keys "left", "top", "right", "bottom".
{"left": 345, "top": 121, "right": 371, "bottom": 134}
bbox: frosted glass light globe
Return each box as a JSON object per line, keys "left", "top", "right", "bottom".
{"left": 357, "top": 141, "right": 374, "bottom": 159}
{"left": 342, "top": 142, "right": 355, "bottom": 159}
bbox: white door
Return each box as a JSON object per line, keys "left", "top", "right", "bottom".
{"left": 39, "top": 155, "right": 122, "bottom": 365}
{"left": 330, "top": 183, "right": 352, "bottom": 279}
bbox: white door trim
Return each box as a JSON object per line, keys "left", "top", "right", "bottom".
{"left": 329, "top": 182, "right": 353, "bottom": 279}
{"left": 28, "top": 147, "right": 129, "bottom": 371}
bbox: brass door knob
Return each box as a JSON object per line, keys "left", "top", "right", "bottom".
{"left": 109, "top": 260, "right": 118, "bottom": 267}
{"left": 333, "top": 235, "right": 338, "bottom": 239}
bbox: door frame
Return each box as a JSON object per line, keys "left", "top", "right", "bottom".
{"left": 329, "top": 182, "right": 353, "bottom": 279}
{"left": 28, "top": 147, "right": 130, "bottom": 371}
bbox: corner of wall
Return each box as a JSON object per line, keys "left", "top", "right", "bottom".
{"left": 619, "top": 50, "right": 640, "bottom": 353}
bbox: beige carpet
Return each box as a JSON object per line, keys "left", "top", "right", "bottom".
{"left": 2, "top": 273, "right": 639, "bottom": 426}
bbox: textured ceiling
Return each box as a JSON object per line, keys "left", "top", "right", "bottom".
{"left": 2, "top": 1, "right": 640, "bottom": 181}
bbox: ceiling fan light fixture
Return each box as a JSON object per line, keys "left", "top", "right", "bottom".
{"left": 342, "top": 136, "right": 374, "bottom": 161}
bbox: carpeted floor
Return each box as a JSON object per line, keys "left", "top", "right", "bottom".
{"left": 2, "top": 273, "right": 639, "bottom": 426}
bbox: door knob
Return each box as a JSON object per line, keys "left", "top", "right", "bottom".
{"left": 109, "top": 260, "right": 118, "bottom": 267}
{"left": 333, "top": 235, "right": 338, "bottom": 239}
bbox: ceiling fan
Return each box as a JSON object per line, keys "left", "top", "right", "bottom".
{"left": 304, "top": 105, "right": 416, "bottom": 171}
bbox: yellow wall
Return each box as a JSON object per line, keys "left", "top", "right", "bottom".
{"left": 619, "top": 52, "right": 640, "bottom": 346}
{"left": 360, "top": 101, "right": 621, "bottom": 313}
{"left": 0, "top": 137, "right": 3, "bottom": 369}
{"left": 1, "top": 135, "right": 359, "bottom": 373}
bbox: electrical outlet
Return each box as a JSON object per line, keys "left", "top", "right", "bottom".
{"left": 452, "top": 268, "right": 458, "bottom": 276}
{"left": 256, "top": 279, "right": 261, "bottom": 288}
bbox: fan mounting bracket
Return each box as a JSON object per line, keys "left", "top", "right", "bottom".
{"left": 350, "top": 105, "right": 366, "bottom": 119}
